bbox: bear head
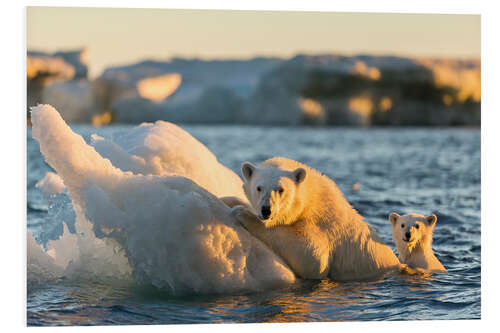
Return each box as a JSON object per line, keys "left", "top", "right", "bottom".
{"left": 389, "top": 212, "right": 437, "bottom": 251}
{"left": 241, "top": 161, "right": 307, "bottom": 227}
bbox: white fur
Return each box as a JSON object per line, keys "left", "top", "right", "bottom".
{"left": 389, "top": 212, "right": 446, "bottom": 273}
{"left": 234, "top": 157, "right": 402, "bottom": 281}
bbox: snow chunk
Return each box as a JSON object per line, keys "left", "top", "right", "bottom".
{"left": 35, "top": 171, "right": 65, "bottom": 198}
{"left": 30, "top": 104, "right": 295, "bottom": 294}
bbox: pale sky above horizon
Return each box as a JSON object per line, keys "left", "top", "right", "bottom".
{"left": 27, "top": 7, "right": 481, "bottom": 78}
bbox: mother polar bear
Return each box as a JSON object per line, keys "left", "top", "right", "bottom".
{"left": 227, "top": 157, "right": 403, "bottom": 281}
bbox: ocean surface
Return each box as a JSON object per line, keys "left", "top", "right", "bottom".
{"left": 27, "top": 124, "right": 481, "bottom": 325}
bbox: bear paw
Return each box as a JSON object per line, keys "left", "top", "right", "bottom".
{"left": 231, "top": 205, "right": 258, "bottom": 230}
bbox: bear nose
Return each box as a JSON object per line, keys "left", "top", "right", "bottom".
{"left": 261, "top": 206, "right": 271, "bottom": 219}
{"left": 405, "top": 231, "right": 411, "bottom": 239}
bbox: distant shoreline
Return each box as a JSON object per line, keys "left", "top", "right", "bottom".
{"left": 27, "top": 51, "right": 480, "bottom": 128}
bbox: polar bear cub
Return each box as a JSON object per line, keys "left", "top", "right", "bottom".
{"left": 232, "top": 157, "right": 402, "bottom": 281}
{"left": 389, "top": 212, "right": 446, "bottom": 273}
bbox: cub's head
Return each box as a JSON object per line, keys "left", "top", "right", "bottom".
{"left": 389, "top": 212, "right": 437, "bottom": 250}
{"left": 241, "top": 161, "right": 307, "bottom": 227}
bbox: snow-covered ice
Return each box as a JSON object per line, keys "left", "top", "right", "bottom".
{"left": 35, "top": 172, "right": 66, "bottom": 198}
{"left": 29, "top": 104, "right": 295, "bottom": 294}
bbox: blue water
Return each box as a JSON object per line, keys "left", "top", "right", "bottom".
{"left": 27, "top": 125, "right": 481, "bottom": 325}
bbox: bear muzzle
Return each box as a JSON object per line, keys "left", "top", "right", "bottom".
{"left": 260, "top": 205, "right": 271, "bottom": 220}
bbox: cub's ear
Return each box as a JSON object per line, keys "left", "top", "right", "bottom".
{"left": 425, "top": 214, "right": 437, "bottom": 227}
{"left": 293, "top": 168, "right": 307, "bottom": 184}
{"left": 389, "top": 212, "right": 400, "bottom": 226}
{"left": 241, "top": 162, "right": 256, "bottom": 182}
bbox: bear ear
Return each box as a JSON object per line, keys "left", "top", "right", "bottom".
{"left": 241, "top": 162, "right": 256, "bottom": 182}
{"left": 389, "top": 212, "right": 400, "bottom": 226}
{"left": 425, "top": 214, "right": 437, "bottom": 227}
{"left": 293, "top": 168, "right": 307, "bottom": 184}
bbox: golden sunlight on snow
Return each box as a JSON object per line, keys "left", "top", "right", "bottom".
{"left": 27, "top": 55, "right": 75, "bottom": 80}
{"left": 92, "top": 112, "right": 113, "bottom": 127}
{"left": 351, "top": 61, "right": 381, "bottom": 80}
{"left": 349, "top": 96, "right": 373, "bottom": 119}
{"left": 442, "top": 94, "right": 454, "bottom": 106}
{"left": 299, "top": 98, "right": 325, "bottom": 118}
{"left": 418, "top": 58, "right": 481, "bottom": 103}
{"left": 378, "top": 96, "right": 393, "bottom": 112}
{"left": 136, "top": 73, "right": 182, "bottom": 102}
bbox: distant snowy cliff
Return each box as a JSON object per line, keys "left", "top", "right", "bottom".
{"left": 27, "top": 51, "right": 480, "bottom": 126}
{"left": 249, "top": 55, "right": 480, "bottom": 126}
{"left": 27, "top": 49, "right": 93, "bottom": 123}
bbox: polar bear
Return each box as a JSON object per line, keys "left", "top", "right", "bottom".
{"left": 389, "top": 212, "right": 447, "bottom": 273}
{"left": 231, "top": 157, "right": 402, "bottom": 281}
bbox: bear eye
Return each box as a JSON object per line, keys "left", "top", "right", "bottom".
{"left": 401, "top": 224, "right": 405, "bottom": 228}
{"left": 415, "top": 224, "right": 420, "bottom": 229}
{"left": 278, "top": 187, "right": 284, "bottom": 194}
{"left": 256, "top": 186, "right": 262, "bottom": 192}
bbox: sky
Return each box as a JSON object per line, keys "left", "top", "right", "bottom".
{"left": 27, "top": 7, "right": 481, "bottom": 78}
